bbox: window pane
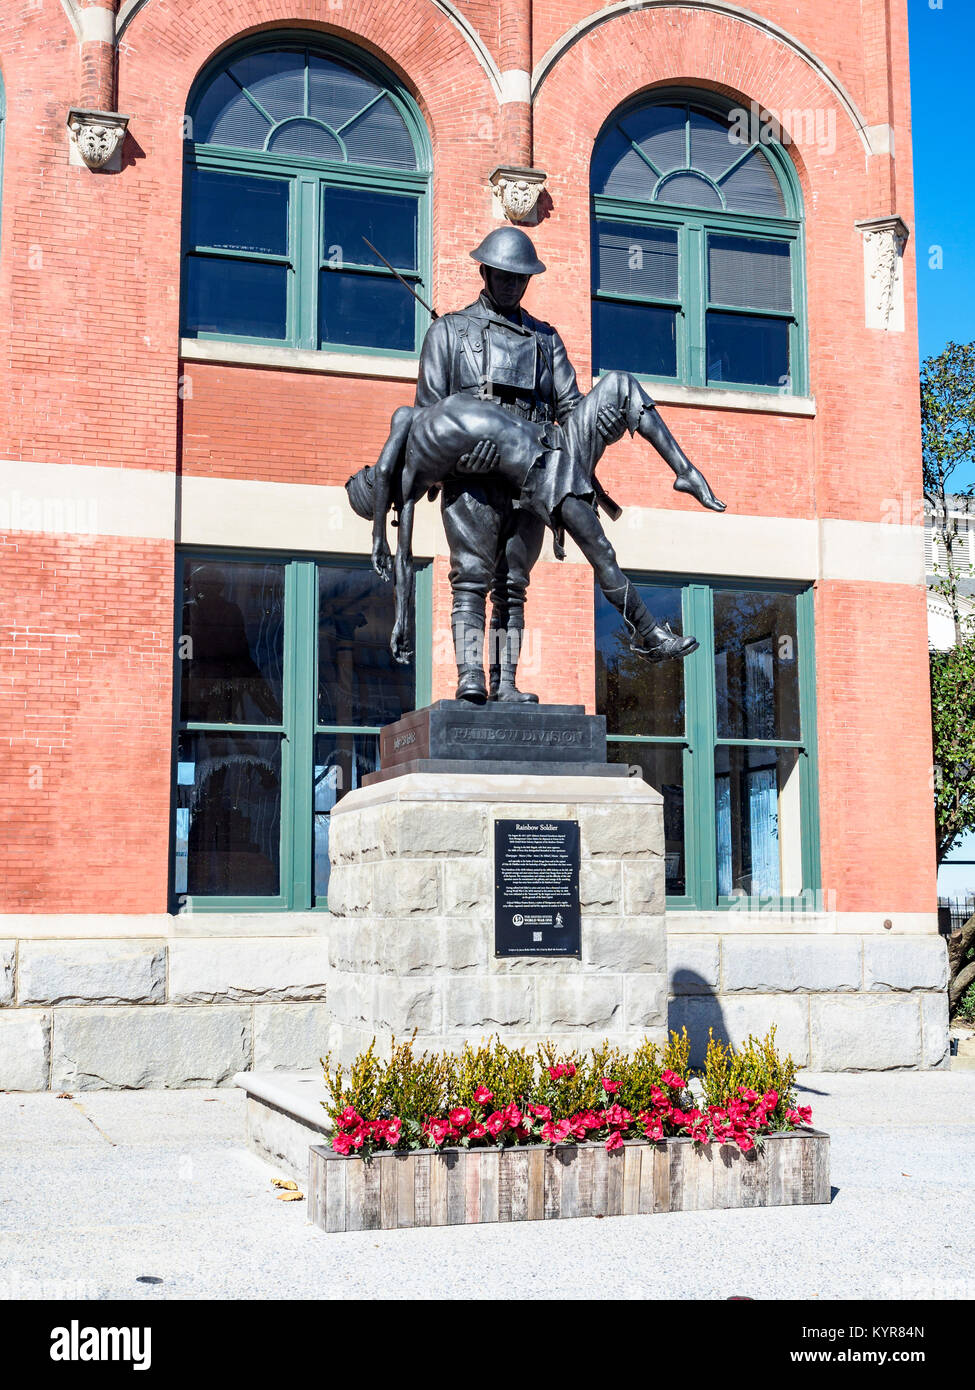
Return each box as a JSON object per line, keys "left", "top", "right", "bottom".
{"left": 185, "top": 255, "right": 288, "bottom": 339}
{"left": 619, "top": 105, "right": 685, "bottom": 176}
{"left": 189, "top": 170, "right": 289, "bottom": 255}
{"left": 308, "top": 54, "right": 379, "bottom": 129}
{"left": 610, "top": 742, "right": 686, "bottom": 895}
{"left": 318, "top": 566, "right": 415, "bottom": 726}
{"left": 713, "top": 589, "right": 800, "bottom": 740}
{"left": 656, "top": 172, "right": 722, "bottom": 209}
{"left": 228, "top": 50, "right": 306, "bottom": 124}
{"left": 595, "top": 221, "right": 678, "bottom": 299}
{"left": 313, "top": 732, "right": 379, "bottom": 899}
{"left": 593, "top": 299, "right": 677, "bottom": 378}
{"left": 180, "top": 561, "right": 285, "bottom": 725}
{"left": 319, "top": 268, "right": 416, "bottom": 350}
{"left": 689, "top": 107, "right": 739, "bottom": 179}
{"left": 595, "top": 581, "right": 684, "bottom": 736}
{"left": 591, "top": 125, "right": 657, "bottom": 200}
{"left": 719, "top": 148, "right": 786, "bottom": 216}
{"left": 324, "top": 188, "right": 418, "bottom": 272}
{"left": 176, "top": 732, "right": 282, "bottom": 897}
{"left": 709, "top": 235, "right": 792, "bottom": 312}
{"left": 267, "top": 120, "right": 343, "bottom": 160}
{"left": 343, "top": 95, "right": 417, "bottom": 169}
{"left": 192, "top": 70, "right": 271, "bottom": 149}
{"left": 715, "top": 746, "right": 802, "bottom": 898}
{"left": 706, "top": 310, "right": 789, "bottom": 387}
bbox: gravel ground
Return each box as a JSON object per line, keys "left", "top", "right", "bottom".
{"left": 1, "top": 1071, "right": 973, "bottom": 1301}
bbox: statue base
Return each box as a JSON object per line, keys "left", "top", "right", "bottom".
{"left": 364, "top": 701, "right": 628, "bottom": 785}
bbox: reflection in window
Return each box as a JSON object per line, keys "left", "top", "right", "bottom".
{"left": 313, "top": 732, "right": 379, "bottom": 898}
{"left": 612, "top": 742, "right": 686, "bottom": 895}
{"left": 175, "top": 733, "right": 282, "bottom": 896}
{"left": 180, "top": 562, "right": 284, "bottom": 724}
{"left": 318, "top": 566, "right": 414, "bottom": 727}
{"left": 596, "top": 582, "right": 684, "bottom": 738}
{"left": 715, "top": 747, "right": 802, "bottom": 898}
{"left": 713, "top": 589, "right": 799, "bottom": 740}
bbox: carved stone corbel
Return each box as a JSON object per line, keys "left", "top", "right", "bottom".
{"left": 67, "top": 109, "right": 130, "bottom": 171}
{"left": 489, "top": 166, "right": 548, "bottom": 225}
{"left": 856, "top": 215, "right": 910, "bottom": 332}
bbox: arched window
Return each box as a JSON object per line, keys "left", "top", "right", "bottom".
{"left": 591, "top": 96, "right": 806, "bottom": 394}
{"left": 183, "top": 37, "right": 431, "bottom": 355}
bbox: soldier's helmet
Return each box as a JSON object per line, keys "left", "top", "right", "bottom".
{"left": 470, "top": 226, "right": 546, "bottom": 276}
{"left": 345, "top": 465, "right": 375, "bottom": 520}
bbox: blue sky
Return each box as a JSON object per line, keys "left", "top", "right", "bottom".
{"left": 909, "top": 0, "right": 975, "bottom": 365}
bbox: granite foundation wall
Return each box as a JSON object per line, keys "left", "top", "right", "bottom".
{"left": 0, "top": 930, "right": 332, "bottom": 1091}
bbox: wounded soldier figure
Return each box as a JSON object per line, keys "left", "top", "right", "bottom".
{"left": 345, "top": 226, "right": 726, "bottom": 695}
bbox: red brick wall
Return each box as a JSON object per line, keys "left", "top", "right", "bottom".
{"left": 0, "top": 0, "right": 934, "bottom": 916}
{"left": 0, "top": 532, "right": 174, "bottom": 912}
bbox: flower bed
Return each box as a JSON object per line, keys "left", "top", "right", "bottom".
{"left": 309, "top": 1028, "right": 829, "bottom": 1231}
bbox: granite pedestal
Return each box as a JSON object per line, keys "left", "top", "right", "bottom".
{"left": 325, "top": 769, "right": 668, "bottom": 1064}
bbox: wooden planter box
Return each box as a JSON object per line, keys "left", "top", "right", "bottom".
{"left": 308, "top": 1129, "right": 829, "bottom": 1232}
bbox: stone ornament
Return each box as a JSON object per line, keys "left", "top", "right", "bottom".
{"left": 66, "top": 109, "right": 129, "bottom": 170}
{"left": 489, "top": 165, "right": 548, "bottom": 224}
{"left": 856, "top": 215, "right": 910, "bottom": 332}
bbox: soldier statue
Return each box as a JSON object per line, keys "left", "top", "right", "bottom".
{"left": 345, "top": 226, "right": 725, "bottom": 704}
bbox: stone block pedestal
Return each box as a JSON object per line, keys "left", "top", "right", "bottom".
{"left": 325, "top": 772, "right": 667, "bottom": 1064}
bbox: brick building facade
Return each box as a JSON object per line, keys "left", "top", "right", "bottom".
{"left": 0, "top": 0, "right": 947, "bottom": 1088}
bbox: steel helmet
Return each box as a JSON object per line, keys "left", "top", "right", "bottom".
{"left": 345, "top": 465, "right": 376, "bottom": 520}
{"left": 470, "top": 226, "right": 546, "bottom": 276}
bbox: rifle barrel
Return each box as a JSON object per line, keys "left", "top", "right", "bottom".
{"left": 362, "top": 238, "right": 438, "bottom": 319}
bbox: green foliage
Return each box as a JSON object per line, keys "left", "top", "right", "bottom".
{"left": 931, "top": 639, "right": 975, "bottom": 863}
{"left": 699, "top": 1025, "right": 799, "bottom": 1127}
{"left": 453, "top": 1038, "right": 536, "bottom": 1111}
{"left": 958, "top": 983, "right": 975, "bottom": 1023}
{"left": 322, "top": 1036, "right": 453, "bottom": 1132}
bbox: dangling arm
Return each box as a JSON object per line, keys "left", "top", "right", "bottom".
{"left": 390, "top": 494, "right": 416, "bottom": 665}
{"left": 371, "top": 407, "right": 414, "bottom": 581}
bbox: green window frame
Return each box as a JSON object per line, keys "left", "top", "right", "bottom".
{"left": 591, "top": 95, "right": 808, "bottom": 396}
{"left": 171, "top": 552, "right": 432, "bottom": 912}
{"left": 181, "top": 34, "right": 432, "bottom": 358}
{"left": 597, "top": 576, "right": 821, "bottom": 909}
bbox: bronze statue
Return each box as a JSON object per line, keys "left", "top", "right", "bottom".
{"left": 346, "top": 227, "right": 725, "bottom": 704}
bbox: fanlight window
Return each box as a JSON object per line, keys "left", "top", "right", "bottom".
{"left": 183, "top": 41, "right": 430, "bottom": 354}
{"left": 591, "top": 100, "right": 805, "bottom": 394}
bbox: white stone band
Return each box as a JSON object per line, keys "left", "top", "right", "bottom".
{"left": 499, "top": 68, "right": 532, "bottom": 104}
{"left": 78, "top": 4, "right": 116, "bottom": 44}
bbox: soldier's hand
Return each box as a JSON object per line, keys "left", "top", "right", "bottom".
{"left": 372, "top": 538, "right": 393, "bottom": 583}
{"left": 457, "top": 439, "right": 499, "bottom": 473}
{"left": 596, "top": 405, "right": 627, "bottom": 444}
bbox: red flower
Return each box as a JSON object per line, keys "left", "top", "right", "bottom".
{"left": 549, "top": 1062, "right": 577, "bottom": 1080}
{"left": 601, "top": 1078, "right": 620, "bottom": 1094}
{"left": 385, "top": 1118, "right": 402, "bottom": 1145}
{"left": 474, "top": 1085, "right": 493, "bottom": 1106}
{"left": 423, "top": 1117, "right": 451, "bottom": 1147}
{"left": 565, "top": 1063, "right": 576, "bottom": 1078}
{"left": 737, "top": 1134, "right": 755, "bottom": 1153}
{"left": 468, "top": 1122, "right": 487, "bottom": 1139}
{"left": 513, "top": 1125, "right": 530, "bottom": 1142}
{"left": 763, "top": 1090, "right": 779, "bottom": 1109}
{"left": 332, "top": 1133, "right": 352, "bottom": 1155}
{"left": 661, "top": 1070, "right": 685, "bottom": 1090}
{"left": 449, "top": 1107, "right": 471, "bottom": 1129}
{"left": 485, "top": 1111, "right": 507, "bottom": 1136}
{"left": 605, "top": 1130, "right": 624, "bottom": 1152}
{"left": 505, "top": 1103, "right": 523, "bottom": 1128}
{"left": 529, "top": 1103, "right": 551, "bottom": 1121}
{"left": 337, "top": 1105, "right": 360, "bottom": 1130}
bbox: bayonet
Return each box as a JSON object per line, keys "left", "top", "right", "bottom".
{"left": 362, "top": 238, "right": 438, "bottom": 318}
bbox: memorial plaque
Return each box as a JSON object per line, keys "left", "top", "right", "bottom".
{"left": 494, "top": 818, "right": 581, "bottom": 957}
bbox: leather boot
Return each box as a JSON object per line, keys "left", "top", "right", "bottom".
{"left": 487, "top": 618, "right": 538, "bottom": 702}
{"left": 453, "top": 596, "right": 488, "bottom": 703}
{"left": 614, "top": 579, "right": 699, "bottom": 662}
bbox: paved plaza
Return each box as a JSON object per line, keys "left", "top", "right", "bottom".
{"left": 2, "top": 1070, "right": 973, "bottom": 1301}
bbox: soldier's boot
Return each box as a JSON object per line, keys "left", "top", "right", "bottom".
{"left": 615, "top": 578, "right": 699, "bottom": 663}
{"left": 453, "top": 596, "right": 488, "bottom": 704}
{"left": 488, "top": 614, "right": 538, "bottom": 703}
